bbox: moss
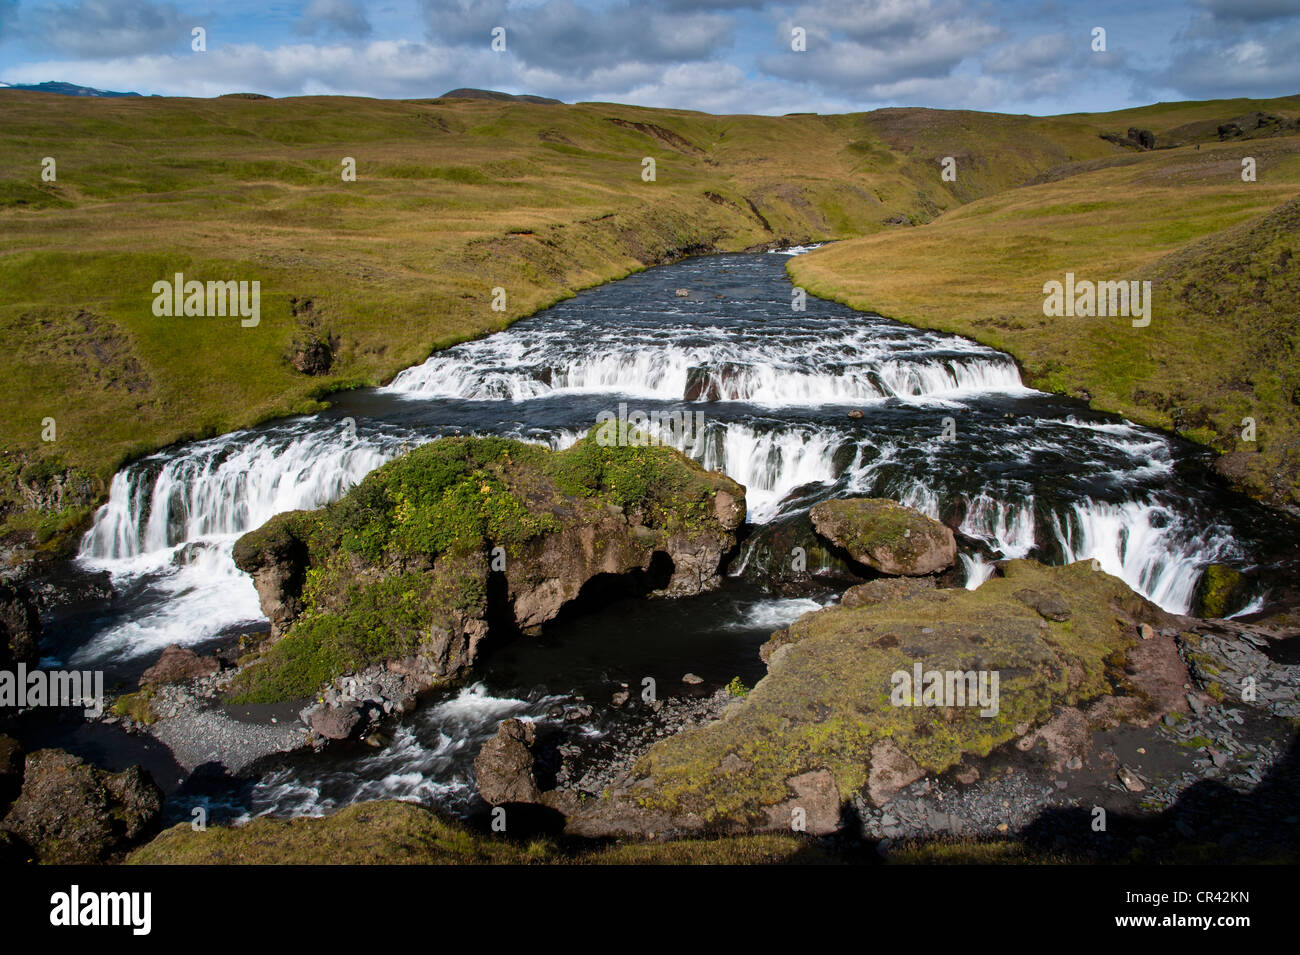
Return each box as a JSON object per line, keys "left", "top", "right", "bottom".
{"left": 634, "top": 560, "right": 1146, "bottom": 826}
{"left": 109, "top": 688, "right": 157, "bottom": 725}
{"left": 1195, "top": 564, "right": 1244, "bottom": 618}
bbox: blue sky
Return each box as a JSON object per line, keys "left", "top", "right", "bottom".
{"left": 1, "top": 0, "right": 1298, "bottom": 115}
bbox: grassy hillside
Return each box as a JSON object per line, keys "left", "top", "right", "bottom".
{"left": 3, "top": 90, "right": 1298, "bottom": 558}
{"left": 791, "top": 101, "right": 1300, "bottom": 507}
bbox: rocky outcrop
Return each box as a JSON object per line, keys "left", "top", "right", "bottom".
{"left": 231, "top": 512, "right": 310, "bottom": 639}
{"left": 1, "top": 749, "right": 162, "bottom": 863}
{"left": 229, "top": 435, "right": 745, "bottom": 705}
{"left": 474, "top": 718, "right": 542, "bottom": 805}
{"left": 568, "top": 559, "right": 1186, "bottom": 835}
{"left": 0, "top": 580, "right": 40, "bottom": 669}
{"left": 139, "top": 644, "right": 219, "bottom": 687}
{"left": 810, "top": 497, "right": 956, "bottom": 576}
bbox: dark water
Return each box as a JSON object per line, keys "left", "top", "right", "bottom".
{"left": 30, "top": 249, "right": 1300, "bottom": 822}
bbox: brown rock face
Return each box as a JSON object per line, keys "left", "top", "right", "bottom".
{"left": 0, "top": 580, "right": 41, "bottom": 669}
{"left": 867, "top": 739, "right": 925, "bottom": 806}
{"left": 841, "top": 576, "right": 937, "bottom": 608}
{"left": 474, "top": 718, "right": 541, "bottom": 805}
{"left": 309, "top": 703, "right": 363, "bottom": 740}
{"left": 762, "top": 769, "right": 841, "bottom": 835}
{"left": 1, "top": 749, "right": 162, "bottom": 863}
{"left": 139, "top": 644, "right": 219, "bottom": 687}
{"left": 810, "top": 498, "right": 956, "bottom": 576}
{"left": 232, "top": 514, "right": 310, "bottom": 638}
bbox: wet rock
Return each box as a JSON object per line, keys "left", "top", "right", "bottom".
{"left": 0, "top": 580, "right": 40, "bottom": 669}
{"left": 474, "top": 718, "right": 541, "bottom": 805}
{"left": 139, "top": 644, "right": 220, "bottom": 687}
{"left": 0, "top": 749, "right": 161, "bottom": 864}
{"left": 847, "top": 409, "right": 865, "bottom": 420}
{"left": 308, "top": 702, "right": 363, "bottom": 740}
{"left": 810, "top": 497, "right": 956, "bottom": 576}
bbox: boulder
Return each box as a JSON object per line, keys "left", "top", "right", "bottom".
{"left": 1193, "top": 564, "right": 1244, "bottom": 618}
{"left": 1013, "top": 588, "right": 1071, "bottom": 621}
{"left": 810, "top": 497, "right": 956, "bottom": 576}
{"left": 1, "top": 749, "right": 162, "bottom": 863}
{"left": 762, "top": 769, "right": 841, "bottom": 834}
{"left": 867, "top": 739, "right": 925, "bottom": 806}
{"left": 230, "top": 436, "right": 746, "bottom": 703}
{"left": 0, "top": 580, "right": 41, "bottom": 669}
{"left": 139, "top": 644, "right": 219, "bottom": 687}
{"left": 308, "top": 702, "right": 363, "bottom": 740}
{"left": 474, "top": 718, "right": 541, "bottom": 805}
{"left": 842, "top": 576, "right": 937, "bottom": 608}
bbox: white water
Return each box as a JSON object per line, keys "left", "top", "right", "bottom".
{"left": 241, "top": 683, "right": 568, "bottom": 819}
{"left": 69, "top": 253, "right": 1264, "bottom": 671}
{"left": 74, "top": 419, "right": 410, "bottom": 661}
{"left": 1050, "top": 499, "right": 1239, "bottom": 614}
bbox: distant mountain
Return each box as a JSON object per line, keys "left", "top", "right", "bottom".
{"left": 439, "top": 88, "right": 562, "bottom": 105}
{"left": 0, "top": 81, "right": 143, "bottom": 98}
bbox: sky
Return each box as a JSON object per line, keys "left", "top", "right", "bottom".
{"left": 0, "top": 0, "right": 1298, "bottom": 115}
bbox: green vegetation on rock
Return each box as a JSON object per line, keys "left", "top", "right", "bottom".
{"left": 632, "top": 560, "right": 1164, "bottom": 826}
{"left": 228, "top": 432, "right": 741, "bottom": 703}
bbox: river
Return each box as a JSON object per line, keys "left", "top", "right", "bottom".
{"left": 35, "top": 248, "right": 1299, "bottom": 823}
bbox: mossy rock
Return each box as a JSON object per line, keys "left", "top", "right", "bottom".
{"left": 631, "top": 559, "right": 1169, "bottom": 827}
{"left": 1193, "top": 563, "right": 1244, "bottom": 619}
{"left": 228, "top": 433, "right": 744, "bottom": 703}
{"left": 810, "top": 497, "right": 957, "bottom": 576}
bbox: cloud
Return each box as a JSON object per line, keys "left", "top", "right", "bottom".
{"left": 417, "top": 0, "right": 736, "bottom": 77}
{"left": 1196, "top": 0, "right": 1300, "bottom": 24}
{"left": 1164, "top": 5, "right": 1300, "bottom": 99}
{"left": 296, "top": 0, "right": 371, "bottom": 38}
{"left": 17, "top": 0, "right": 192, "bottom": 58}
{"left": 759, "top": 1, "right": 1000, "bottom": 101}
{"left": 2, "top": 40, "right": 486, "bottom": 98}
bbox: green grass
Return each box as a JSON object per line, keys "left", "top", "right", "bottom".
{"left": 633, "top": 560, "right": 1154, "bottom": 826}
